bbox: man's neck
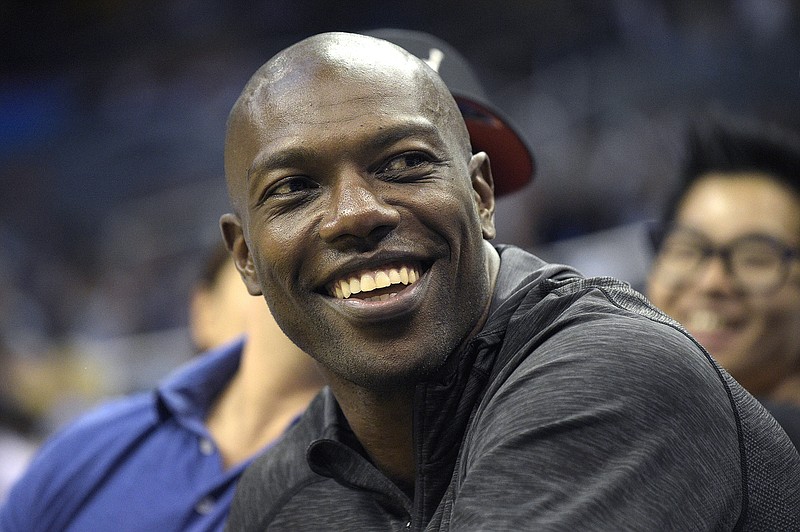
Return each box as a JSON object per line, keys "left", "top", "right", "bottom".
{"left": 328, "top": 244, "right": 501, "bottom": 493}
{"left": 205, "top": 342, "right": 323, "bottom": 470}
{"left": 330, "top": 378, "right": 416, "bottom": 493}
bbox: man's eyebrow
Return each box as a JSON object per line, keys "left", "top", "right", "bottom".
{"left": 363, "top": 120, "right": 443, "bottom": 151}
{"left": 247, "top": 146, "right": 315, "bottom": 182}
{"left": 246, "top": 119, "right": 444, "bottom": 181}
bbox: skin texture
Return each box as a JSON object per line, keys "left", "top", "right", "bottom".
{"left": 220, "top": 32, "right": 499, "bottom": 488}
{"left": 190, "top": 256, "right": 253, "bottom": 352}
{"left": 647, "top": 173, "right": 800, "bottom": 401}
{"left": 193, "top": 258, "right": 325, "bottom": 469}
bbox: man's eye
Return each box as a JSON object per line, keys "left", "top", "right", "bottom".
{"left": 258, "top": 176, "right": 318, "bottom": 206}
{"left": 380, "top": 153, "right": 432, "bottom": 174}
{"left": 270, "top": 176, "right": 317, "bottom": 196}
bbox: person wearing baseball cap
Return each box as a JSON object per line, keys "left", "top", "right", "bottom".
{"left": 364, "top": 28, "right": 535, "bottom": 197}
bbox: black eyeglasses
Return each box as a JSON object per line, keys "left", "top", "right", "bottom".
{"left": 649, "top": 223, "right": 800, "bottom": 295}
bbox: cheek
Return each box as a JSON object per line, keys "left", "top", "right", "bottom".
{"left": 755, "top": 290, "right": 800, "bottom": 338}
{"left": 247, "top": 219, "right": 307, "bottom": 293}
{"left": 645, "top": 278, "right": 678, "bottom": 316}
{"left": 746, "top": 302, "right": 800, "bottom": 374}
{"left": 429, "top": 187, "right": 484, "bottom": 240}
{"left": 739, "top": 291, "right": 800, "bottom": 367}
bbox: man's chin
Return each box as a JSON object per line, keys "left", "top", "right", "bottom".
{"left": 332, "top": 351, "right": 450, "bottom": 392}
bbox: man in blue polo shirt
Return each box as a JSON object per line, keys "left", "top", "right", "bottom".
{"left": 0, "top": 251, "right": 324, "bottom": 531}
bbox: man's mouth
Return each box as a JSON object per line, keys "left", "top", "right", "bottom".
{"left": 685, "top": 310, "right": 733, "bottom": 333}
{"left": 326, "top": 262, "right": 421, "bottom": 301}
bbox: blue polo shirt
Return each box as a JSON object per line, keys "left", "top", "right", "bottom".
{"left": 0, "top": 338, "right": 278, "bottom": 532}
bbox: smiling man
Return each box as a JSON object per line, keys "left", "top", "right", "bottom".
{"left": 647, "top": 115, "right": 800, "bottom": 446}
{"left": 222, "top": 32, "right": 800, "bottom": 530}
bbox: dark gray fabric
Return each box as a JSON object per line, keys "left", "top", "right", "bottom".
{"left": 226, "top": 245, "right": 800, "bottom": 531}
{"left": 758, "top": 399, "right": 800, "bottom": 450}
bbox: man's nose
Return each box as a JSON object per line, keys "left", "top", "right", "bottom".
{"left": 695, "top": 253, "right": 739, "bottom": 295}
{"left": 318, "top": 172, "right": 401, "bottom": 243}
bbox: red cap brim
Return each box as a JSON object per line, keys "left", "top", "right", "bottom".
{"left": 456, "top": 97, "right": 535, "bottom": 197}
{"left": 362, "top": 28, "right": 536, "bottom": 197}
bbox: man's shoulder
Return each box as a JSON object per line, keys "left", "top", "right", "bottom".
{"left": 39, "top": 392, "right": 156, "bottom": 460}
{"left": 486, "top": 273, "right": 800, "bottom": 525}
{"left": 485, "top": 251, "right": 721, "bottom": 414}
{"left": 503, "top": 279, "right": 723, "bottom": 393}
{"left": 492, "top": 246, "right": 671, "bottom": 333}
{"left": 502, "top": 268, "right": 698, "bottom": 363}
{"left": 0, "top": 392, "right": 156, "bottom": 528}
{"left": 486, "top": 272, "right": 741, "bottom": 440}
{"left": 538, "top": 279, "right": 729, "bottom": 394}
{"left": 760, "top": 400, "right": 800, "bottom": 448}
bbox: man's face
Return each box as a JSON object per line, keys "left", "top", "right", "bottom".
{"left": 224, "top": 48, "right": 496, "bottom": 390}
{"left": 647, "top": 174, "right": 800, "bottom": 394}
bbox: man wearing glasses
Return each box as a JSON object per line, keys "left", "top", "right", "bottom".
{"left": 647, "top": 114, "right": 800, "bottom": 446}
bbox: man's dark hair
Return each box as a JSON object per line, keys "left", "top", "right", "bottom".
{"left": 662, "top": 114, "right": 800, "bottom": 223}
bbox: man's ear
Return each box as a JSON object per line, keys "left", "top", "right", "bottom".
{"left": 469, "top": 152, "right": 496, "bottom": 240}
{"left": 220, "top": 213, "right": 263, "bottom": 296}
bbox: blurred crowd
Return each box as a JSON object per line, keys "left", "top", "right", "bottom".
{"left": 2, "top": 0, "right": 800, "bottom": 491}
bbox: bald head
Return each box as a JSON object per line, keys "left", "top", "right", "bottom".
{"left": 223, "top": 32, "right": 472, "bottom": 211}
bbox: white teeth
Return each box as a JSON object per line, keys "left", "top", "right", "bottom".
{"left": 349, "top": 277, "right": 360, "bottom": 295}
{"left": 687, "top": 310, "right": 725, "bottom": 332}
{"left": 375, "top": 271, "right": 391, "bottom": 289}
{"left": 360, "top": 273, "right": 376, "bottom": 292}
{"left": 330, "top": 264, "right": 420, "bottom": 299}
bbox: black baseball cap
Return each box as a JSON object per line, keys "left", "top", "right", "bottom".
{"left": 363, "top": 28, "right": 535, "bottom": 196}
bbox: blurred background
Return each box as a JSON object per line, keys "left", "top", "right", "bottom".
{"left": 2, "top": 0, "right": 800, "bottom": 443}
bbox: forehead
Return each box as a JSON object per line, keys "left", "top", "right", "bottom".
{"left": 235, "top": 74, "right": 448, "bottom": 180}
{"left": 225, "top": 36, "right": 462, "bottom": 186}
{"left": 239, "top": 34, "right": 448, "bottom": 129}
{"left": 250, "top": 64, "right": 442, "bottom": 136}
{"left": 676, "top": 173, "right": 800, "bottom": 243}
